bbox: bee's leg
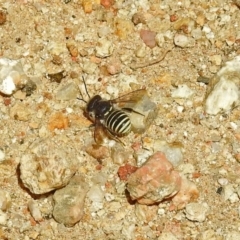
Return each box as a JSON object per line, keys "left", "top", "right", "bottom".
{"left": 93, "top": 120, "right": 125, "bottom": 146}
{"left": 106, "top": 130, "right": 126, "bottom": 146}
{"left": 121, "top": 107, "right": 145, "bottom": 116}
{"left": 93, "top": 120, "right": 106, "bottom": 145}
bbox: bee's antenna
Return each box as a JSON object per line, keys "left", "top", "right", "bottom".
{"left": 77, "top": 97, "right": 87, "bottom": 103}
{"left": 82, "top": 76, "right": 91, "bottom": 99}
{"left": 77, "top": 75, "right": 91, "bottom": 103}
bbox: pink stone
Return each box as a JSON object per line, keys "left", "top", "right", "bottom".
{"left": 127, "top": 152, "right": 182, "bottom": 205}
{"left": 171, "top": 175, "right": 199, "bottom": 210}
{"left": 140, "top": 29, "right": 157, "bottom": 48}
{"left": 118, "top": 164, "right": 138, "bottom": 181}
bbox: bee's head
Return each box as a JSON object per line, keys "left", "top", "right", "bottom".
{"left": 86, "top": 95, "right": 102, "bottom": 120}
{"left": 86, "top": 95, "right": 112, "bottom": 121}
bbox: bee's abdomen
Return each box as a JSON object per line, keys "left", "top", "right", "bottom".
{"left": 105, "top": 110, "right": 131, "bottom": 136}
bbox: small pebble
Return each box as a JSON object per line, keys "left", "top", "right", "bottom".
{"left": 0, "top": 10, "right": 7, "bottom": 25}
{"left": 82, "top": 0, "right": 93, "bottom": 13}
{"left": 222, "top": 184, "right": 239, "bottom": 203}
{"left": 155, "top": 33, "right": 166, "bottom": 47}
{"left": 132, "top": 12, "right": 146, "bottom": 25}
{"left": 96, "top": 209, "right": 105, "bottom": 217}
{"left": 202, "top": 25, "right": 211, "bottom": 34}
{"left": 105, "top": 193, "right": 115, "bottom": 202}
{"left": 66, "top": 42, "right": 79, "bottom": 57}
{"left": 111, "top": 144, "right": 132, "bottom": 165}
{"left": 28, "top": 200, "right": 43, "bottom": 222}
{"left": 153, "top": 141, "right": 184, "bottom": 167}
{"left": 106, "top": 60, "right": 121, "bottom": 75}
{"left": 230, "top": 122, "right": 238, "bottom": 130}
{"left": 46, "top": 71, "right": 65, "bottom": 83}
{"left": 95, "top": 38, "right": 114, "bottom": 58}
{"left": 51, "top": 54, "right": 63, "bottom": 65}
{"left": 87, "top": 185, "right": 104, "bottom": 203}
{"left": 98, "top": 26, "right": 111, "bottom": 38}
{"left": 56, "top": 82, "right": 79, "bottom": 100}
{"left": 135, "top": 45, "right": 147, "bottom": 58}
{"left": 22, "top": 80, "right": 37, "bottom": 96}
{"left": 205, "top": 56, "right": 240, "bottom": 115}
{"left": 0, "top": 210, "right": 7, "bottom": 225}
{"left": 108, "top": 201, "right": 121, "bottom": 212}
{"left": 173, "top": 17, "right": 195, "bottom": 33}
{"left": 197, "top": 229, "right": 216, "bottom": 240}
{"left": 135, "top": 148, "right": 152, "bottom": 166}
{"left": 229, "top": 193, "right": 239, "bottom": 203}
{"left": 0, "top": 58, "right": 28, "bottom": 95}
{"left": 174, "top": 34, "right": 190, "bottom": 48}
{"left": 197, "top": 76, "right": 210, "bottom": 84}
{"left": 176, "top": 105, "right": 184, "bottom": 113}
{"left": 121, "top": 89, "right": 157, "bottom": 134}
{"left": 106, "top": 85, "right": 119, "bottom": 96}
{"left": 216, "top": 186, "right": 223, "bottom": 195}
{"left": 209, "top": 55, "right": 222, "bottom": 66}
{"left": 0, "top": 149, "right": 5, "bottom": 162}
{"left": 117, "top": 164, "right": 138, "bottom": 181}
{"left": 121, "top": 224, "right": 135, "bottom": 239}
{"left": 158, "top": 232, "right": 178, "bottom": 240}
{"left": 185, "top": 202, "right": 209, "bottom": 222}
{"left": 191, "top": 28, "right": 202, "bottom": 39}
{"left": 225, "top": 231, "right": 240, "bottom": 240}
{"left": 171, "top": 84, "right": 194, "bottom": 98}
{"left": 115, "top": 211, "right": 126, "bottom": 221}
{"left": 178, "top": 163, "right": 195, "bottom": 174}
{"left": 157, "top": 208, "right": 165, "bottom": 215}
{"left": 48, "top": 112, "right": 69, "bottom": 131}
{"left": 85, "top": 143, "right": 110, "bottom": 160}
{"left": 100, "top": 0, "right": 114, "bottom": 9}
{"left": 53, "top": 175, "right": 89, "bottom": 226}
{"left": 218, "top": 178, "right": 228, "bottom": 186}
{"left": 91, "top": 172, "right": 108, "bottom": 185}
{"left": 0, "top": 190, "right": 11, "bottom": 211}
{"left": 140, "top": 29, "right": 157, "bottom": 48}
{"left": 134, "top": 204, "right": 147, "bottom": 221}
{"left": 27, "top": 231, "right": 39, "bottom": 239}
{"left": 170, "top": 14, "right": 178, "bottom": 22}
{"left": 82, "top": 60, "right": 98, "bottom": 75}
{"left": 13, "top": 90, "right": 26, "bottom": 100}
{"left": 10, "top": 103, "right": 32, "bottom": 121}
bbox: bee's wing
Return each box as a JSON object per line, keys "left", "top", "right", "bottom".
{"left": 110, "top": 89, "right": 147, "bottom": 104}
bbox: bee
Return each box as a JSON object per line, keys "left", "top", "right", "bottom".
{"left": 78, "top": 77, "right": 146, "bottom": 144}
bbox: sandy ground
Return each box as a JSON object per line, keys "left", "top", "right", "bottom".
{"left": 0, "top": 0, "right": 240, "bottom": 239}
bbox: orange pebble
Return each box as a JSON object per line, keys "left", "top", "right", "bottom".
{"left": 101, "top": 0, "right": 114, "bottom": 8}
{"left": 48, "top": 112, "right": 69, "bottom": 131}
